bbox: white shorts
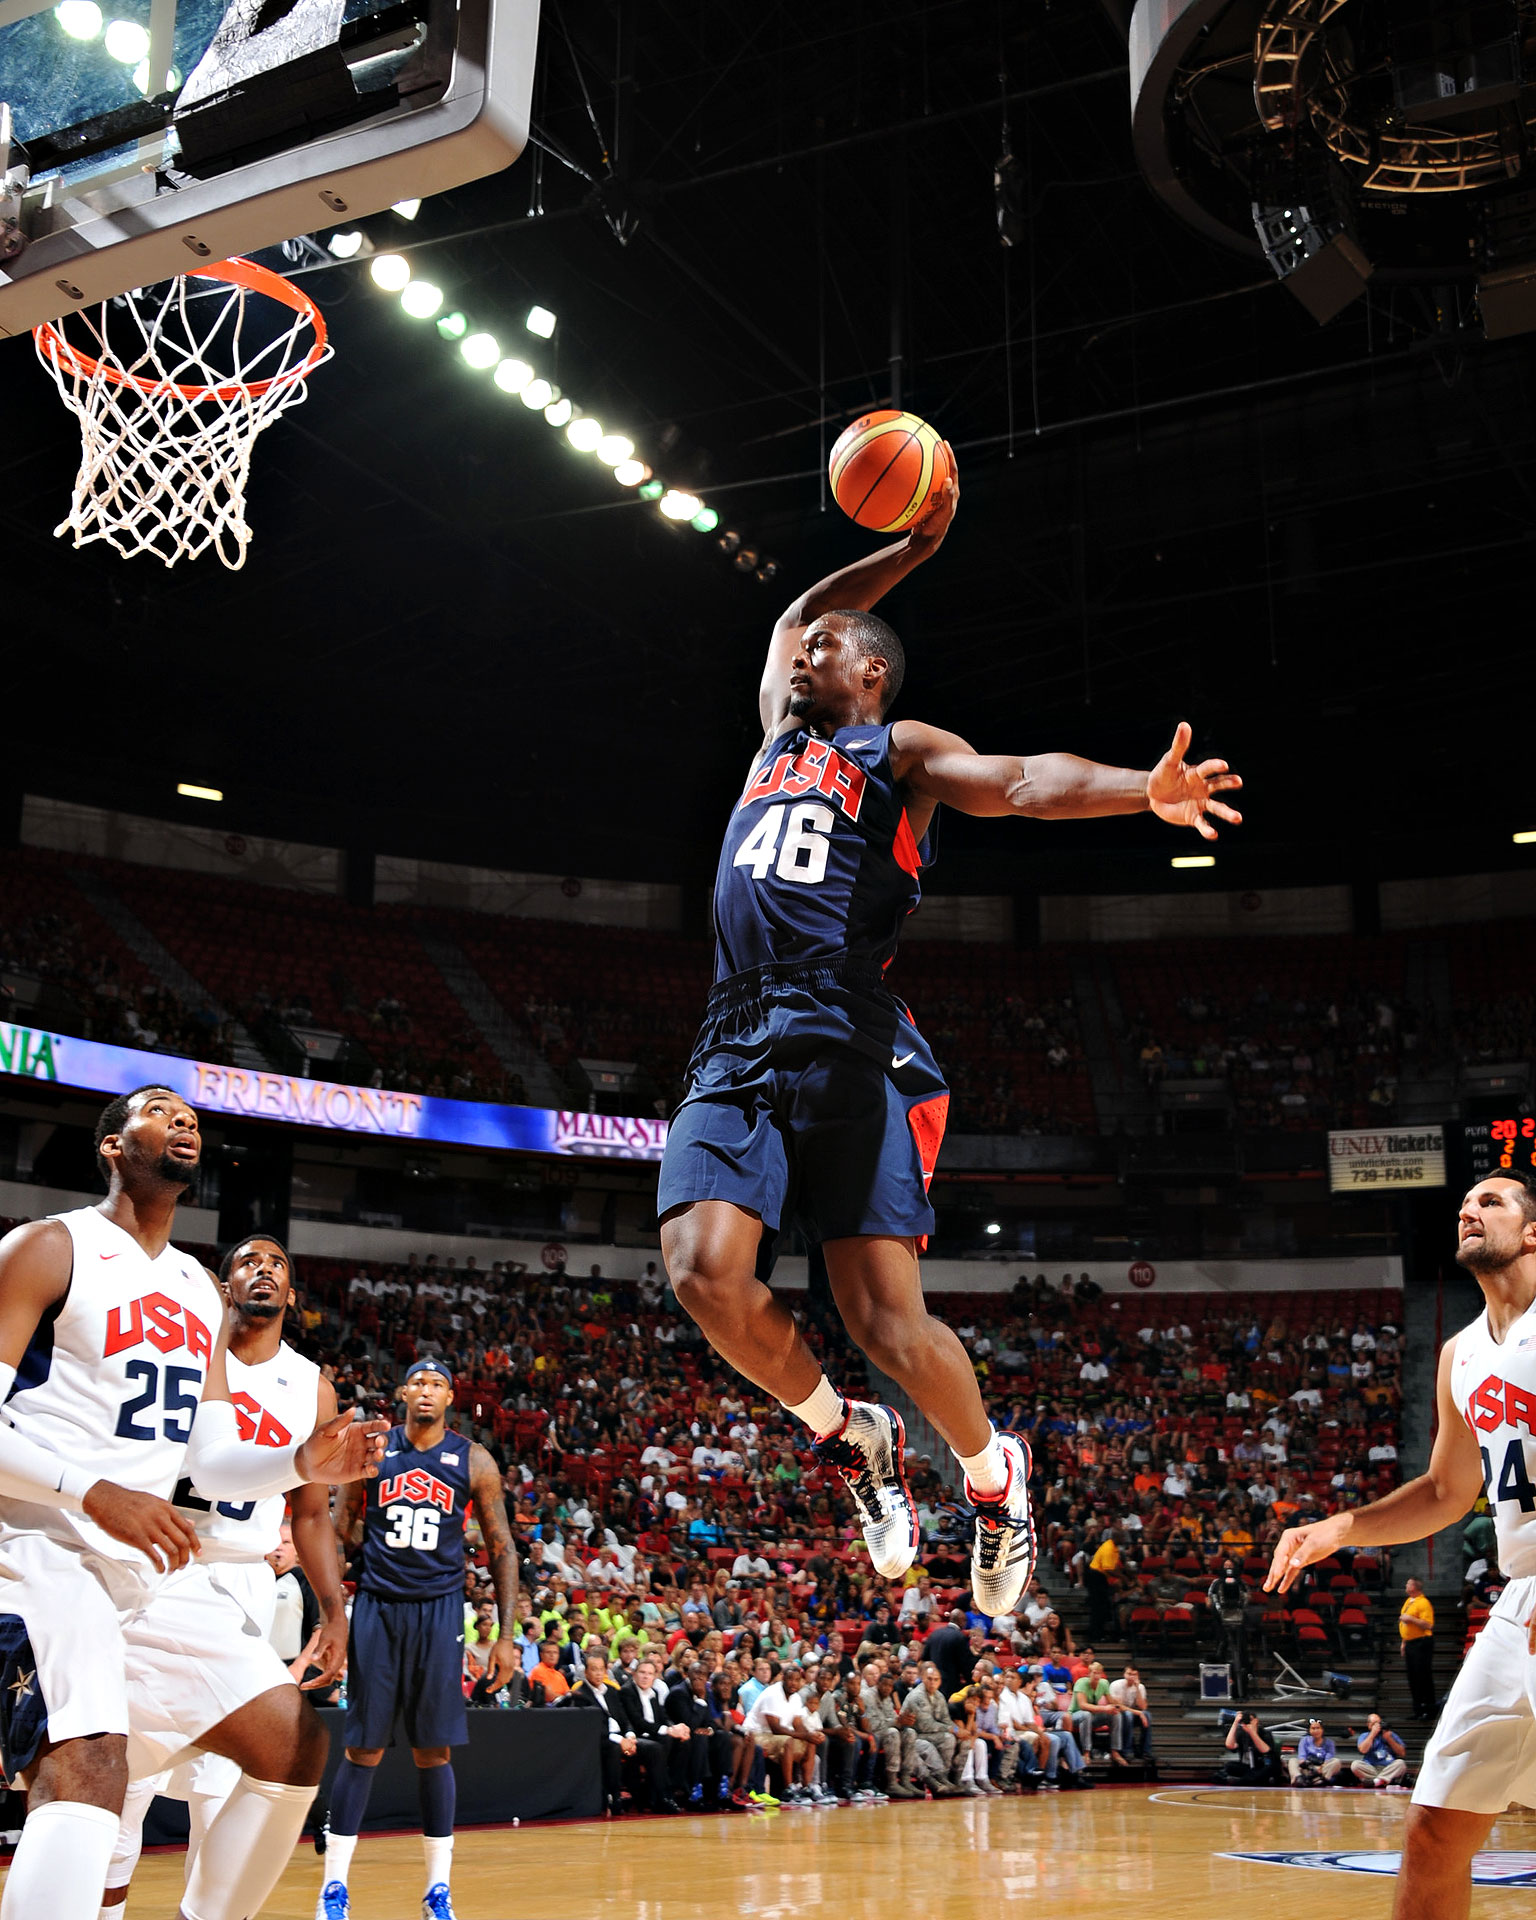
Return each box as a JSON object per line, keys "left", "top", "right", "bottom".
{"left": 0, "top": 1513, "right": 152, "bottom": 1749}
{"left": 124, "top": 1557, "right": 291, "bottom": 1779}
{"left": 1413, "top": 1573, "right": 1536, "bottom": 1815}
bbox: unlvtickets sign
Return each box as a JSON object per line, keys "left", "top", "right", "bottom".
{"left": 1327, "top": 1124, "right": 1445, "bottom": 1192}
{"left": 0, "top": 1022, "right": 668, "bottom": 1161}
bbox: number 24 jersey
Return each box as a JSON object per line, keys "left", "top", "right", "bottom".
{"left": 356, "top": 1424, "right": 472, "bottom": 1599}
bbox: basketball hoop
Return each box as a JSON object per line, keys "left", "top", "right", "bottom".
{"left": 33, "top": 257, "right": 331, "bottom": 571}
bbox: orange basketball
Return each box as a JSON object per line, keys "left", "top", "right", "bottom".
{"left": 828, "top": 409, "right": 952, "bottom": 533}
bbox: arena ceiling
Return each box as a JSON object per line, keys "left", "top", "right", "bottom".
{"left": 4, "top": 0, "right": 1535, "bottom": 909}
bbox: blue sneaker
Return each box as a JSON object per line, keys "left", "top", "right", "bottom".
{"left": 688, "top": 1782, "right": 704, "bottom": 1806}
{"left": 421, "top": 1886, "right": 457, "bottom": 1920}
{"left": 316, "top": 1883, "right": 350, "bottom": 1920}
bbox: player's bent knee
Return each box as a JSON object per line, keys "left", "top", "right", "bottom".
{"left": 411, "top": 1748, "right": 451, "bottom": 1767}
{"left": 1401, "top": 1802, "right": 1488, "bottom": 1866}
{"left": 344, "top": 1747, "right": 386, "bottom": 1767}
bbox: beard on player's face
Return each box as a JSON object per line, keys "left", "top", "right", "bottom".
{"left": 153, "top": 1145, "right": 199, "bottom": 1187}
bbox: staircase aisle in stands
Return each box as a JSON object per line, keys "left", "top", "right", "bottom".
{"left": 1069, "top": 950, "right": 1152, "bottom": 1136}
{"left": 64, "top": 866, "right": 272, "bottom": 1069}
{"left": 415, "top": 928, "right": 570, "bottom": 1107}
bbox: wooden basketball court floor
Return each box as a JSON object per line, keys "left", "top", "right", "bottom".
{"left": 107, "top": 1788, "right": 1536, "bottom": 1919}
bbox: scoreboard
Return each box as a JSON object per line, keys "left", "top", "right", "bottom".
{"left": 1459, "top": 1114, "right": 1536, "bottom": 1187}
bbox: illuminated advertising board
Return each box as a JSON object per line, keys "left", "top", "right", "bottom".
{"left": 1327, "top": 1125, "right": 1446, "bottom": 1192}
{"left": 0, "top": 1022, "right": 668, "bottom": 1162}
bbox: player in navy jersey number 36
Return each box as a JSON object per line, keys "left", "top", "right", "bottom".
{"left": 657, "top": 464, "right": 1244, "bottom": 1614}
{"left": 319, "top": 1359, "right": 517, "bottom": 1920}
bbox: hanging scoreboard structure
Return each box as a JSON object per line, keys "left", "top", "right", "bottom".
{"left": 1328, "top": 1125, "right": 1446, "bottom": 1193}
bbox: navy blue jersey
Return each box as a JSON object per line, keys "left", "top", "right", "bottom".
{"left": 711, "top": 722, "right": 932, "bottom": 983}
{"left": 355, "top": 1424, "right": 472, "bottom": 1601}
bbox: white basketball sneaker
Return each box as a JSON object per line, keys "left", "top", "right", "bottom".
{"left": 813, "top": 1401, "right": 918, "bottom": 1580}
{"left": 967, "top": 1434, "right": 1037, "bottom": 1615}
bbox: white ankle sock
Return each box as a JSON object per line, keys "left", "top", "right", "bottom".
{"left": 324, "top": 1831, "right": 359, "bottom": 1886}
{"left": 0, "top": 1801, "right": 119, "bottom": 1920}
{"left": 783, "top": 1375, "right": 845, "bottom": 1439}
{"left": 182, "top": 1776, "right": 316, "bottom": 1920}
{"left": 423, "top": 1833, "right": 453, "bottom": 1890}
{"left": 956, "top": 1428, "right": 1008, "bottom": 1496}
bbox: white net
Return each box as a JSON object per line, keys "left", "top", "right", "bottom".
{"left": 33, "top": 260, "right": 331, "bottom": 571}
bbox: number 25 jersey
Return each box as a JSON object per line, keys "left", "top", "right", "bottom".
{"left": 711, "top": 722, "right": 931, "bottom": 983}
{"left": 2, "top": 1206, "right": 219, "bottom": 1566}
{"left": 356, "top": 1424, "right": 472, "bottom": 1599}
{"left": 1454, "top": 1294, "right": 1536, "bottom": 1578}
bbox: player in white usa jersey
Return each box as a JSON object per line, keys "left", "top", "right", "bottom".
{"left": 0, "top": 1085, "right": 387, "bottom": 1920}
{"left": 105, "top": 1232, "right": 349, "bottom": 1912}
{"left": 1266, "top": 1171, "right": 1536, "bottom": 1920}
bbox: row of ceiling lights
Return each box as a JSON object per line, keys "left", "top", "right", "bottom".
{"left": 337, "top": 240, "right": 722, "bottom": 532}
{"left": 322, "top": 222, "right": 778, "bottom": 578}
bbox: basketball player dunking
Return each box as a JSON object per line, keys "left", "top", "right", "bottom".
{"left": 656, "top": 471, "right": 1243, "bottom": 1613}
{"left": 105, "top": 1232, "right": 348, "bottom": 1910}
{"left": 0, "top": 1085, "right": 385, "bottom": 1920}
{"left": 320, "top": 1360, "right": 519, "bottom": 1920}
{"left": 1268, "top": 1171, "right": 1536, "bottom": 1920}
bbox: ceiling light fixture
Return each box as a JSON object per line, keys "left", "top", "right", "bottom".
{"left": 369, "top": 253, "right": 411, "bottom": 292}
{"left": 176, "top": 782, "right": 223, "bottom": 802}
{"left": 493, "top": 358, "right": 532, "bottom": 393}
{"left": 659, "top": 490, "right": 701, "bottom": 520}
{"left": 596, "top": 434, "right": 633, "bottom": 466}
{"left": 326, "top": 230, "right": 367, "bottom": 259}
{"left": 613, "top": 459, "right": 650, "bottom": 487}
{"left": 391, "top": 198, "right": 422, "bottom": 220}
{"left": 525, "top": 305, "right": 556, "bottom": 338}
{"left": 400, "top": 281, "right": 443, "bottom": 319}
{"left": 567, "top": 417, "right": 603, "bottom": 452}
{"left": 1171, "top": 855, "right": 1216, "bottom": 869}
{"left": 543, "top": 396, "right": 573, "bottom": 426}
{"left": 102, "top": 17, "right": 149, "bottom": 61}
{"left": 521, "top": 378, "right": 553, "bottom": 409}
{"left": 460, "top": 332, "right": 500, "bottom": 369}
{"left": 54, "top": 1, "right": 103, "bottom": 38}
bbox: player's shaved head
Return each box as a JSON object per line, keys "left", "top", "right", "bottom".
{"left": 827, "top": 608, "right": 905, "bottom": 712}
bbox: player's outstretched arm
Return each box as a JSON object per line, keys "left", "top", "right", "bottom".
{"left": 469, "top": 1443, "right": 522, "bottom": 1691}
{"left": 893, "top": 719, "right": 1242, "bottom": 834}
{"left": 0, "top": 1221, "right": 201, "bottom": 1570}
{"left": 289, "top": 1376, "right": 350, "bottom": 1689}
{"left": 1265, "top": 1339, "right": 1483, "bottom": 1593}
{"left": 758, "top": 461, "right": 957, "bottom": 733}
{"left": 187, "top": 1328, "right": 388, "bottom": 1499}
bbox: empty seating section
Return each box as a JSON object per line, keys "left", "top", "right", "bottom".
{"left": 101, "top": 864, "right": 507, "bottom": 1092}
{"left": 887, "top": 941, "right": 1093, "bottom": 1132}
{"left": 7, "top": 839, "right": 1533, "bottom": 1129}
{"left": 1446, "top": 917, "right": 1536, "bottom": 1068}
{"left": 1113, "top": 933, "right": 1413, "bottom": 1129}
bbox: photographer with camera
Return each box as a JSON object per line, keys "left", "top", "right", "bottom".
{"left": 1287, "top": 1718, "right": 1343, "bottom": 1786}
{"left": 1221, "top": 1709, "right": 1280, "bottom": 1783}
{"left": 1350, "top": 1713, "right": 1408, "bottom": 1789}
{"left": 1208, "top": 1557, "right": 1251, "bottom": 1696}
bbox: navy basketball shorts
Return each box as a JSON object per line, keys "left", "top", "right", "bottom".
{"left": 657, "top": 960, "right": 949, "bottom": 1263}
{"left": 345, "top": 1590, "right": 468, "bottom": 1750}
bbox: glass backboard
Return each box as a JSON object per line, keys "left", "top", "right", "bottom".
{"left": 0, "top": 0, "right": 538, "bottom": 333}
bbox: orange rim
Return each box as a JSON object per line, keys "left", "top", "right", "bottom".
{"left": 33, "top": 256, "right": 329, "bottom": 402}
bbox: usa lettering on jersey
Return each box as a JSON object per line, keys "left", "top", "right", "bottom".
{"left": 230, "top": 1389, "right": 292, "bottom": 1448}
{"left": 1466, "top": 1374, "right": 1536, "bottom": 1436}
{"left": 740, "top": 738, "right": 867, "bottom": 821}
{"left": 104, "top": 1291, "right": 213, "bottom": 1362}
{"left": 378, "top": 1467, "right": 457, "bottom": 1514}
